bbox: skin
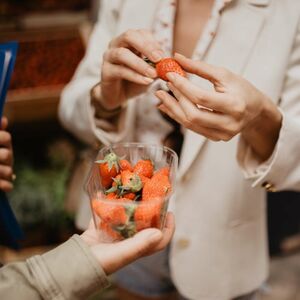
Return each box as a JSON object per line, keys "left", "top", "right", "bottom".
{"left": 80, "top": 212, "right": 175, "bottom": 275}
{"left": 156, "top": 53, "right": 282, "bottom": 162}
{"left": 0, "top": 117, "right": 14, "bottom": 192}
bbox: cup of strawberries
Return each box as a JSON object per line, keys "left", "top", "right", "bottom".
{"left": 86, "top": 143, "right": 178, "bottom": 241}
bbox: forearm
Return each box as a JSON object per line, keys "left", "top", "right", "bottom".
{"left": 0, "top": 235, "right": 109, "bottom": 300}
{"left": 242, "top": 98, "right": 283, "bottom": 162}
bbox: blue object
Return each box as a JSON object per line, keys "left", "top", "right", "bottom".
{"left": 0, "top": 41, "right": 24, "bottom": 249}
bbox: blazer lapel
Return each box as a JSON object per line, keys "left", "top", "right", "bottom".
{"left": 178, "top": 0, "right": 269, "bottom": 179}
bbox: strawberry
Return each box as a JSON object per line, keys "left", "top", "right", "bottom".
{"left": 142, "top": 173, "right": 172, "bottom": 201}
{"left": 96, "top": 152, "right": 120, "bottom": 189}
{"left": 105, "top": 174, "right": 122, "bottom": 194}
{"left": 156, "top": 58, "right": 186, "bottom": 81}
{"left": 112, "top": 174, "right": 122, "bottom": 187}
{"left": 106, "top": 192, "right": 117, "bottom": 200}
{"left": 99, "top": 221, "right": 123, "bottom": 240}
{"left": 120, "top": 159, "right": 133, "bottom": 171}
{"left": 133, "top": 159, "right": 153, "bottom": 178}
{"left": 123, "top": 192, "right": 136, "bottom": 200}
{"left": 154, "top": 167, "right": 170, "bottom": 177}
{"left": 92, "top": 198, "right": 129, "bottom": 225}
{"left": 120, "top": 170, "right": 143, "bottom": 193}
{"left": 140, "top": 175, "right": 150, "bottom": 186}
{"left": 134, "top": 197, "right": 164, "bottom": 231}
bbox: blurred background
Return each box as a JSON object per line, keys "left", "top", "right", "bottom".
{"left": 0, "top": 1, "right": 299, "bottom": 299}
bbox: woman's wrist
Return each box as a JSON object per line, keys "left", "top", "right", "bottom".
{"left": 90, "top": 83, "right": 122, "bottom": 118}
{"left": 242, "top": 97, "right": 282, "bottom": 161}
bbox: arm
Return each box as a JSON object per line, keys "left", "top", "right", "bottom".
{"left": 156, "top": 45, "right": 300, "bottom": 191}
{"left": 59, "top": 1, "right": 162, "bottom": 146}
{"left": 0, "top": 214, "right": 174, "bottom": 300}
{"left": 59, "top": 0, "right": 128, "bottom": 146}
{"left": 237, "top": 17, "right": 300, "bottom": 191}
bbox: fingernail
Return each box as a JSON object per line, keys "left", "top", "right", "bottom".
{"left": 146, "top": 67, "right": 157, "bottom": 78}
{"left": 166, "top": 72, "right": 177, "bottom": 81}
{"left": 174, "top": 52, "right": 185, "bottom": 59}
{"left": 143, "top": 77, "right": 154, "bottom": 84}
{"left": 151, "top": 50, "right": 163, "bottom": 62}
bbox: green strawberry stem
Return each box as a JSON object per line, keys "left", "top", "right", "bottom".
{"left": 95, "top": 152, "right": 120, "bottom": 172}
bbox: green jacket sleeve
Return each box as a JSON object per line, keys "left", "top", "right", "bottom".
{"left": 0, "top": 234, "right": 110, "bottom": 300}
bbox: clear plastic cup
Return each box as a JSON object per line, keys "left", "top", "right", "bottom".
{"left": 86, "top": 143, "right": 178, "bottom": 241}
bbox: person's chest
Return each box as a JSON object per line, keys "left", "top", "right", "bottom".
{"left": 173, "top": 0, "right": 215, "bottom": 57}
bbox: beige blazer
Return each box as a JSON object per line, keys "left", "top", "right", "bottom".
{"left": 59, "top": 1, "right": 300, "bottom": 299}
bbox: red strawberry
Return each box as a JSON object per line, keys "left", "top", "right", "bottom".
{"left": 133, "top": 159, "right": 153, "bottom": 178}
{"left": 112, "top": 174, "right": 121, "bottom": 187}
{"left": 142, "top": 173, "right": 172, "bottom": 201}
{"left": 120, "top": 159, "right": 133, "bottom": 171}
{"left": 134, "top": 197, "right": 164, "bottom": 231}
{"left": 156, "top": 58, "right": 186, "bottom": 81}
{"left": 106, "top": 192, "right": 117, "bottom": 200}
{"left": 121, "top": 170, "right": 143, "bottom": 193}
{"left": 155, "top": 167, "right": 170, "bottom": 177}
{"left": 123, "top": 192, "right": 136, "bottom": 200}
{"left": 96, "top": 152, "right": 120, "bottom": 189}
{"left": 140, "top": 175, "right": 150, "bottom": 186}
{"left": 99, "top": 221, "right": 122, "bottom": 240}
{"left": 92, "top": 198, "right": 128, "bottom": 225}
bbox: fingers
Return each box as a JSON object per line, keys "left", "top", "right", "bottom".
{"left": 0, "top": 148, "right": 13, "bottom": 166}
{"left": 110, "top": 29, "right": 164, "bottom": 63}
{"left": 0, "top": 179, "right": 13, "bottom": 192}
{"left": 105, "top": 47, "right": 157, "bottom": 79}
{"left": 174, "top": 53, "right": 228, "bottom": 84}
{"left": 155, "top": 90, "right": 187, "bottom": 124}
{"left": 151, "top": 212, "right": 175, "bottom": 252}
{"left": 1, "top": 117, "right": 8, "bottom": 130}
{"left": 0, "top": 131, "right": 12, "bottom": 148}
{"left": 102, "top": 62, "right": 154, "bottom": 85}
{"left": 156, "top": 88, "right": 236, "bottom": 141}
{"left": 98, "top": 228, "right": 163, "bottom": 274}
{"left": 165, "top": 72, "right": 231, "bottom": 113}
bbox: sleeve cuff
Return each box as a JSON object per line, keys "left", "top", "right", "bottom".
{"left": 88, "top": 94, "right": 136, "bottom": 147}
{"left": 27, "top": 234, "right": 110, "bottom": 300}
{"left": 237, "top": 110, "right": 300, "bottom": 191}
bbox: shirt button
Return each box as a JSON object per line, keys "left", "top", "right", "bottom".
{"left": 177, "top": 238, "right": 190, "bottom": 249}
{"left": 262, "top": 181, "right": 276, "bottom": 192}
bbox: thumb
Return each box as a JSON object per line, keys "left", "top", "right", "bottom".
{"left": 96, "top": 229, "right": 163, "bottom": 275}
{"left": 118, "top": 228, "right": 163, "bottom": 262}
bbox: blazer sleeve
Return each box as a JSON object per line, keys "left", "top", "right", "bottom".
{"left": 58, "top": 0, "right": 136, "bottom": 146}
{"left": 237, "top": 15, "right": 300, "bottom": 192}
{"left": 0, "top": 235, "right": 109, "bottom": 300}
